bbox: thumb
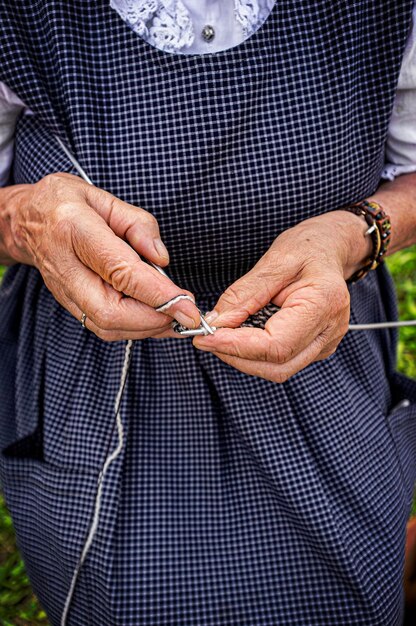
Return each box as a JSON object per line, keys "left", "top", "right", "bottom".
{"left": 207, "top": 253, "right": 285, "bottom": 328}
{"left": 84, "top": 184, "right": 170, "bottom": 266}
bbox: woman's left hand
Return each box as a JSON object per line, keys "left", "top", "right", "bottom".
{"left": 193, "top": 210, "right": 373, "bottom": 382}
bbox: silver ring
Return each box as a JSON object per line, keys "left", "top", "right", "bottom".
{"left": 80, "top": 312, "right": 87, "bottom": 328}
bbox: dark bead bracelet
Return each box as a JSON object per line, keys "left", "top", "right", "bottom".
{"left": 342, "top": 199, "right": 391, "bottom": 283}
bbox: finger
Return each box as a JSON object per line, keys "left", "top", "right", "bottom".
{"left": 151, "top": 327, "right": 188, "bottom": 340}
{"left": 314, "top": 336, "right": 344, "bottom": 361}
{"left": 262, "top": 278, "right": 349, "bottom": 361}
{"left": 51, "top": 284, "right": 174, "bottom": 341}
{"left": 194, "top": 306, "right": 330, "bottom": 364}
{"left": 194, "top": 327, "right": 283, "bottom": 362}
{"left": 85, "top": 317, "right": 173, "bottom": 342}
{"left": 54, "top": 259, "right": 194, "bottom": 335}
{"left": 70, "top": 210, "right": 201, "bottom": 328}
{"left": 206, "top": 332, "right": 337, "bottom": 383}
{"left": 61, "top": 263, "right": 171, "bottom": 331}
{"left": 84, "top": 184, "right": 170, "bottom": 266}
{"left": 205, "top": 250, "right": 291, "bottom": 328}
{"left": 198, "top": 276, "right": 350, "bottom": 363}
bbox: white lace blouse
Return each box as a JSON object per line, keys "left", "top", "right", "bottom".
{"left": 109, "top": 0, "right": 276, "bottom": 54}
{"left": 0, "top": 0, "right": 415, "bottom": 186}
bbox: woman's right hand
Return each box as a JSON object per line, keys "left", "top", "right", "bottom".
{"left": 1, "top": 172, "right": 201, "bottom": 340}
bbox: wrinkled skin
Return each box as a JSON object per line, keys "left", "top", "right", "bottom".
{"left": 0, "top": 172, "right": 383, "bottom": 381}
{"left": 193, "top": 210, "right": 371, "bottom": 383}
{"left": 4, "top": 173, "right": 202, "bottom": 340}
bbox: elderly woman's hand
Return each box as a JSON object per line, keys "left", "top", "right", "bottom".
{"left": 193, "top": 211, "right": 373, "bottom": 382}
{"left": 3, "top": 172, "right": 201, "bottom": 340}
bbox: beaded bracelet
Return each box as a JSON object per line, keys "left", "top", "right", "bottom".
{"left": 342, "top": 199, "right": 392, "bottom": 283}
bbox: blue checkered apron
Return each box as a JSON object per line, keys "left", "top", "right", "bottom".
{"left": 1, "top": 2, "right": 416, "bottom": 624}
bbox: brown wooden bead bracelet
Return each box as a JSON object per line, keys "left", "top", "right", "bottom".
{"left": 342, "top": 199, "right": 392, "bottom": 283}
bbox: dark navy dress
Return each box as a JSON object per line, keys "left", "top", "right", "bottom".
{"left": 1, "top": 2, "right": 416, "bottom": 625}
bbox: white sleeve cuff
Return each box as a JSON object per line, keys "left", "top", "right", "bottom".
{"left": 383, "top": 4, "right": 416, "bottom": 182}
{"left": 381, "top": 162, "right": 416, "bottom": 181}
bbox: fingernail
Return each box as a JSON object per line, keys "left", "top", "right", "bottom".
{"left": 153, "top": 238, "right": 169, "bottom": 260}
{"left": 204, "top": 310, "right": 219, "bottom": 324}
{"left": 175, "top": 311, "right": 199, "bottom": 329}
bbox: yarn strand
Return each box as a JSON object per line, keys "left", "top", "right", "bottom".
{"left": 61, "top": 339, "right": 134, "bottom": 626}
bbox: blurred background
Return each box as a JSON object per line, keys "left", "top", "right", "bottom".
{"left": 0, "top": 248, "right": 415, "bottom": 625}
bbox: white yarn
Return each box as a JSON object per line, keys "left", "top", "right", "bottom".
{"left": 61, "top": 339, "right": 134, "bottom": 626}
{"left": 55, "top": 138, "right": 137, "bottom": 625}
{"left": 155, "top": 293, "right": 196, "bottom": 313}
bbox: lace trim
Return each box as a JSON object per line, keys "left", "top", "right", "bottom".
{"left": 234, "top": 0, "right": 275, "bottom": 35}
{"left": 110, "top": 0, "right": 275, "bottom": 53}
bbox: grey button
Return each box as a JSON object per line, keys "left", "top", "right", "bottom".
{"left": 201, "top": 24, "right": 215, "bottom": 42}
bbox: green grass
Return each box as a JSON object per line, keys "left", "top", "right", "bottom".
{"left": 0, "top": 494, "right": 49, "bottom": 625}
{"left": 386, "top": 247, "right": 416, "bottom": 379}
{"left": 0, "top": 249, "right": 415, "bottom": 624}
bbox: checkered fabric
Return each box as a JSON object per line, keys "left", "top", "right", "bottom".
{"left": 1, "top": 1, "right": 416, "bottom": 625}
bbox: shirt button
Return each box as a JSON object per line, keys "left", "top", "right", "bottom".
{"left": 201, "top": 25, "right": 215, "bottom": 42}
